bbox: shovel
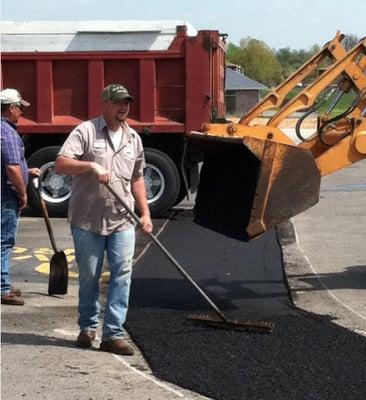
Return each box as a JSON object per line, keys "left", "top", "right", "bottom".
{"left": 34, "top": 178, "right": 68, "bottom": 295}
{"left": 105, "top": 183, "right": 273, "bottom": 333}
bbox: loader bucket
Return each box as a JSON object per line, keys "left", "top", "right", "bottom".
{"left": 192, "top": 135, "right": 321, "bottom": 241}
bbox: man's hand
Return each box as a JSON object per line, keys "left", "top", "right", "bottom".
{"left": 90, "top": 162, "right": 109, "bottom": 183}
{"left": 139, "top": 214, "right": 153, "bottom": 234}
{"left": 131, "top": 176, "right": 153, "bottom": 233}
{"left": 29, "top": 168, "right": 41, "bottom": 177}
{"left": 18, "top": 192, "right": 28, "bottom": 212}
{"left": 5, "top": 164, "right": 28, "bottom": 212}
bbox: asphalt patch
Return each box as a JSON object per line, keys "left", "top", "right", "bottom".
{"left": 127, "top": 210, "right": 366, "bottom": 400}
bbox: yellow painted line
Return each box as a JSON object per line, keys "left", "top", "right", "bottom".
{"left": 34, "top": 248, "right": 56, "bottom": 255}
{"left": 13, "top": 255, "right": 33, "bottom": 260}
{"left": 35, "top": 263, "right": 50, "bottom": 274}
{"left": 13, "top": 247, "right": 28, "bottom": 254}
{"left": 28, "top": 247, "right": 110, "bottom": 281}
{"left": 35, "top": 254, "right": 50, "bottom": 262}
{"left": 36, "top": 262, "right": 110, "bottom": 280}
{"left": 10, "top": 246, "right": 80, "bottom": 279}
{"left": 64, "top": 249, "right": 75, "bottom": 255}
{"left": 101, "top": 272, "right": 111, "bottom": 282}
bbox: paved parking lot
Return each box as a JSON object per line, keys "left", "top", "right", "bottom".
{"left": 1, "top": 161, "right": 366, "bottom": 400}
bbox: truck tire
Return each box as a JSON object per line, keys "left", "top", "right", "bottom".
{"left": 27, "top": 146, "right": 180, "bottom": 218}
{"left": 144, "top": 148, "right": 181, "bottom": 217}
{"left": 27, "top": 146, "right": 72, "bottom": 217}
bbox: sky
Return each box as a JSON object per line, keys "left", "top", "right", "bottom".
{"left": 1, "top": 0, "right": 365, "bottom": 50}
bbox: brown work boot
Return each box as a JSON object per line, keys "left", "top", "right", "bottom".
{"left": 100, "top": 338, "right": 134, "bottom": 356}
{"left": 1, "top": 292, "right": 25, "bottom": 306}
{"left": 76, "top": 330, "right": 96, "bottom": 348}
{"left": 11, "top": 286, "right": 22, "bottom": 296}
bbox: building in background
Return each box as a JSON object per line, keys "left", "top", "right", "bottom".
{"left": 225, "top": 64, "right": 268, "bottom": 116}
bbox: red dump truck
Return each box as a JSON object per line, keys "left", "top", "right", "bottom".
{"left": 1, "top": 21, "right": 226, "bottom": 216}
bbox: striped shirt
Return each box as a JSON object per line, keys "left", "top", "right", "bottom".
{"left": 1, "top": 117, "right": 28, "bottom": 199}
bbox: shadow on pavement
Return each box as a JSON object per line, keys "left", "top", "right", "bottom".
{"left": 131, "top": 277, "right": 292, "bottom": 311}
{"left": 290, "top": 264, "right": 366, "bottom": 291}
{"left": 1, "top": 332, "right": 76, "bottom": 349}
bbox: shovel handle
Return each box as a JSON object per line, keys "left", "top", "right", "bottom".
{"left": 34, "top": 179, "right": 59, "bottom": 253}
{"left": 104, "top": 183, "right": 228, "bottom": 322}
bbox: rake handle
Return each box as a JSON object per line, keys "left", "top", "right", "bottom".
{"left": 105, "top": 183, "right": 228, "bottom": 322}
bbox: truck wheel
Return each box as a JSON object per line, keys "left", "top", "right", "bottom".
{"left": 27, "top": 146, "right": 72, "bottom": 217}
{"left": 144, "top": 148, "right": 181, "bottom": 217}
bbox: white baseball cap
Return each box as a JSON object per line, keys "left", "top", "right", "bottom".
{"left": 0, "top": 88, "right": 30, "bottom": 107}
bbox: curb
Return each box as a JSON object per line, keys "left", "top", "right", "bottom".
{"left": 276, "top": 219, "right": 314, "bottom": 308}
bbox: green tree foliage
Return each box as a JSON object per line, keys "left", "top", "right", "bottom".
{"left": 227, "top": 37, "right": 283, "bottom": 86}
{"left": 227, "top": 33, "right": 360, "bottom": 88}
{"left": 342, "top": 34, "right": 360, "bottom": 50}
{"left": 275, "top": 44, "right": 320, "bottom": 79}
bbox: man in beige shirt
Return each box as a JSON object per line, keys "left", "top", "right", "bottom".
{"left": 55, "top": 84, "right": 152, "bottom": 355}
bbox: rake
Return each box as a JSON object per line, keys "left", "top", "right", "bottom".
{"left": 105, "top": 183, "right": 273, "bottom": 333}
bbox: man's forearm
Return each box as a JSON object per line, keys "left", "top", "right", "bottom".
{"left": 5, "top": 165, "right": 27, "bottom": 196}
{"left": 55, "top": 156, "right": 109, "bottom": 183}
{"left": 131, "top": 176, "right": 150, "bottom": 216}
{"left": 55, "top": 156, "right": 94, "bottom": 176}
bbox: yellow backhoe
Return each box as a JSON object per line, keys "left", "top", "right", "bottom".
{"left": 189, "top": 32, "right": 366, "bottom": 241}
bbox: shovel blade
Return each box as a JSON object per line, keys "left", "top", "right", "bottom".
{"left": 193, "top": 136, "right": 321, "bottom": 241}
{"left": 48, "top": 251, "right": 68, "bottom": 295}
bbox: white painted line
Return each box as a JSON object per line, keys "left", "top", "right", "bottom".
{"left": 113, "top": 354, "right": 186, "bottom": 398}
{"left": 293, "top": 225, "right": 366, "bottom": 321}
{"left": 54, "top": 329, "right": 187, "bottom": 398}
{"left": 133, "top": 214, "right": 172, "bottom": 266}
{"left": 53, "top": 216, "right": 191, "bottom": 399}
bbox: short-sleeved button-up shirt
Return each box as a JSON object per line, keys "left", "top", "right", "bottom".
{"left": 58, "top": 116, "right": 145, "bottom": 235}
{"left": 1, "top": 117, "right": 29, "bottom": 200}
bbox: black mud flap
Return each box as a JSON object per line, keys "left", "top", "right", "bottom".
{"left": 193, "top": 136, "right": 321, "bottom": 242}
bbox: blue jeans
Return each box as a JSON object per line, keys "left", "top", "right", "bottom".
{"left": 71, "top": 225, "right": 135, "bottom": 341}
{"left": 1, "top": 196, "right": 20, "bottom": 295}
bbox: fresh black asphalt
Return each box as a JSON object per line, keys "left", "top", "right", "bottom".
{"left": 127, "top": 210, "right": 366, "bottom": 400}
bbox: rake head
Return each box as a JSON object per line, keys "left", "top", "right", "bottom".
{"left": 186, "top": 313, "right": 274, "bottom": 333}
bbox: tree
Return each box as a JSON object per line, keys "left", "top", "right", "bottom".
{"left": 227, "top": 37, "right": 283, "bottom": 86}
{"left": 227, "top": 33, "right": 360, "bottom": 87}
{"left": 275, "top": 45, "right": 320, "bottom": 79}
{"left": 342, "top": 34, "right": 360, "bottom": 50}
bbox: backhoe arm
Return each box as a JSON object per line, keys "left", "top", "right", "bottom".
{"left": 189, "top": 34, "right": 366, "bottom": 242}
{"left": 268, "top": 38, "right": 366, "bottom": 127}
{"left": 239, "top": 32, "right": 346, "bottom": 125}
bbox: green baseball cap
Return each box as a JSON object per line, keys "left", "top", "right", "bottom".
{"left": 102, "top": 84, "right": 133, "bottom": 103}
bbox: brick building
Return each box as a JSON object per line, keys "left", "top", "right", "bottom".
{"left": 225, "top": 66, "right": 267, "bottom": 116}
